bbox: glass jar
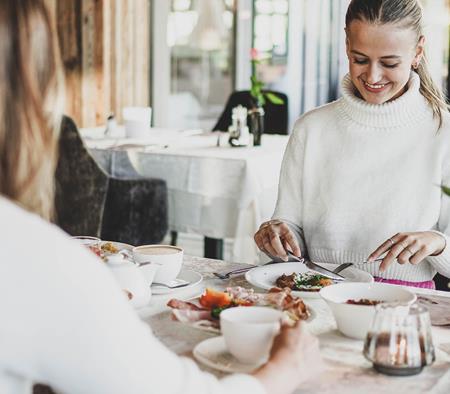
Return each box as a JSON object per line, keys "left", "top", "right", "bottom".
{"left": 249, "top": 106, "right": 265, "bottom": 146}
{"left": 363, "top": 303, "right": 435, "bottom": 376}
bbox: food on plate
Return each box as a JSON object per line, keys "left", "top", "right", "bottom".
{"left": 276, "top": 272, "right": 334, "bottom": 292}
{"left": 167, "top": 286, "right": 310, "bottom": 330}
{"left": 101, "top": 241, "right": 119, "bottom": 255}
{"left": 346, "top": 299, "right": 382, "bottom": 306}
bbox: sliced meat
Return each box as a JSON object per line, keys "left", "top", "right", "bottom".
{"left": 167, "top": 299, "right": 206, "bottom": 311}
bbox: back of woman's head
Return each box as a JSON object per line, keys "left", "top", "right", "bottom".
{"left": 0, "top": 0, "right": 63, "bottom": 219}
{"left": 345, "top": 0, "right": 449, "bottom": 127}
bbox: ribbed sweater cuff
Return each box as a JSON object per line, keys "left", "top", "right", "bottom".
{"left": 426, "top": 230, "right": 450, "bottom": 275}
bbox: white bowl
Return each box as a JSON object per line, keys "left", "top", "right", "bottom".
{"left": 133, "top": 245, "right": 183, "bottom": 284}
{"left": 320, "top": 282, "right": 417, "bottom": 339}
{"left": 220, "top": 306, "right": 283, "bottom": 365}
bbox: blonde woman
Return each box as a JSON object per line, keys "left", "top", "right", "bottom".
{"left": 0, "top": 1, "right": 321, "bottom": 393}
{"left": 255, "top": 0, "right": 450, "bottom": 289}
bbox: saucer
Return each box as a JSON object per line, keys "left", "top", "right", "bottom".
{"left": 193, "top": 336, "right": 261, "bottom": 373}
{"left": 151, "top": 269, "right": 202, "bottom": 295}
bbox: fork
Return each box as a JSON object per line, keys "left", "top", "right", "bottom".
{"left": 332, "top": 258, "right": 384, "bottom": 274}
{"left": 213, "top": 260, "right": 283, "bottom": 280}
{"left": 213, "top": 265, "right": 257, "bottom": 280}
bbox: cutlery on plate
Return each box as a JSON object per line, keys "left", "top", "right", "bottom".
{"left": 332, "top": 258, "right": 384, "bottom": 274}
{"left": 152, "top": 279, "right": 190, "bottom": 289}
{"left": 213, "top": 260, "right": 283, "bottom": 280}
{"left": 286, "top": 251, "right": 345, "bottom": 281}
{"left": 213, "top": 265, "right": 257, "bottom": 280}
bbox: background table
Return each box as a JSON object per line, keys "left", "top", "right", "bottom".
{"left": 143, "top": 256, "right": 450, "bottom": 393}
{"left": 84, "top": 129, "right": 288, "bottom": 263}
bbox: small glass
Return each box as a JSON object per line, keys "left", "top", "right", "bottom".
{"left": 363, "top": 303, "right": 435, "bottom": 376}
{"left": 71, "top": 236, "right": 102, "bottom": 257}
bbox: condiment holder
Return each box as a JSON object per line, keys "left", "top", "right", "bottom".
{"left": 363, "top": 303, "right": 435, "bottom": 376}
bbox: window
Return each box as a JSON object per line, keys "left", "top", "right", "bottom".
{"left": 167, "top": 0, "right": 235, "bottom": 130}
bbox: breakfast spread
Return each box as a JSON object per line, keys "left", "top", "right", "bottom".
{"left": 167, "top": 286, "right": 310, "bottom": 330}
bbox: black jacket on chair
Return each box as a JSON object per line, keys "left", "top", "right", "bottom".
{"left": 212, "top": 90, "right": 289, "bottom": 134}
{"left": 54, "top": 115, "right": 168, "bottom": 246}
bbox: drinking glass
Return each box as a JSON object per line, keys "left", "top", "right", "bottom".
{"left": 363, "top": 303, "right": 435, "bottom": 376}
{"left": 71, "top": 236, "right": 102, "bottom": 257}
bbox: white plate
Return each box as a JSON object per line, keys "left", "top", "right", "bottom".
{"left": 151, "top": 269, "right": 202, "bottom": 295}
{"left": 101, "top": 240, "right": 134, "bottom": 252}
{"left": 245, "top": 262, "right": 373, "bottom": 299}
{"left": 193, "top": 336, "right": 260, "bottom": 373}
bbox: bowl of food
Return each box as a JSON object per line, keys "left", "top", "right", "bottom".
{"left": 319, "top": 282, "right": 416, "bottom": 339}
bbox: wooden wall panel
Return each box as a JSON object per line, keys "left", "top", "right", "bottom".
{"left": 47, "top": 0, "right": 150, "bottom": 127}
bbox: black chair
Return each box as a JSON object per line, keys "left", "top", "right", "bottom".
{"left": 212, "top": 90, "right": 289, "bottom": 134}
{"left": 54, "top": 115, "right": 168, "bottom": 246}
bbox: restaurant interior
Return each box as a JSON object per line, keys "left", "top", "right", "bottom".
{"left": 6, "top": 0, "right": 450, "bottom": 393}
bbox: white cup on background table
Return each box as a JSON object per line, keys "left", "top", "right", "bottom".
{"left": 123, "top": 106, "right": 152, "bottom": 138}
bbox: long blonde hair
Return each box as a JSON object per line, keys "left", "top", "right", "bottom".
{"left": 345, "top": 0, "right": 449, "bottom": 128}
{"left": 0, "top": 0, "right": 64, "bottom": 220}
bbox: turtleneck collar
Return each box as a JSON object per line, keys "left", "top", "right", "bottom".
{"left": 338, "top": 71, "right": 431, "bottom": 129}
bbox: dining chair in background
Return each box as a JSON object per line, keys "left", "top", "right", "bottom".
{"left": 212, "top": 90, "right": 289, "bottom": 134}
{"left": 54, "top": 116, "right": 168, "bottom": 246}
{"left": 170, "top": 90, "right": 289, "bottom": 258}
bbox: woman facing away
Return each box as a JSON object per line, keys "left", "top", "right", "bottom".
{"left": 0, "top": 1, "right": 322, "bottom": 394}
{"left": 255, "top": 0, "right": 450, "bottom": 290}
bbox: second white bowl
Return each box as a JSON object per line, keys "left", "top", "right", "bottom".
{"left": 320, "top": 282, "right": 417, "bottom": 339}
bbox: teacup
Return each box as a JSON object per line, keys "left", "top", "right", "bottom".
{"left": 133, "top": 245, "right": 183, "bottom": 284}
{"left": 220, "top": 306, "right": 283, "bottom": 365}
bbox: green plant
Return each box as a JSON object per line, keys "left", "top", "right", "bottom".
{"left": 250, "top": 48, "right": 284, "bottom": 107}
{"left": 442, "top": 185, "right": 450, "bottom": 197}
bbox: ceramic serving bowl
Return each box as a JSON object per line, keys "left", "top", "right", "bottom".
{"left": 320, "top": 282, "right": 416, "bottom": 339}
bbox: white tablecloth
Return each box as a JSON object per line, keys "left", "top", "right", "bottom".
{"left": 84, "top": 129, "right": 289, "bottom": 263}
{"left": 144, "top": 256, "right": 450, "bottom": 394}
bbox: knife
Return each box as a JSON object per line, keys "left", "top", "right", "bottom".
{"left": 286, "top": 251, "right": 345, "bottom": 281}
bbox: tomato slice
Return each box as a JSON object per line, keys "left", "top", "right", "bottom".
{"left": 199, "top": 288, "right": 232, "bottom": 308}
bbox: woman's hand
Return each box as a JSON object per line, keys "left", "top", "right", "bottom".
{"left": 368, "top": 231, "right": 446, "bottom": 272}
{"left": 254, "top": 322, "right": 324, "bottom": 394}
{"left": 254, "top": 220, "right": 301, "bottom": 261}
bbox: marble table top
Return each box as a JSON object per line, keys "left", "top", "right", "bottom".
{"left": 141, "top": 256, "right": 450, "bottom": 394}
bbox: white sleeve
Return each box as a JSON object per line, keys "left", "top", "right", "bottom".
{"left": 425, "top": 122, "right": 450, "bottom": 278}
{"left": 426, "top": 193, "right": 450, "bottom": 278}
{"left": 0, "top": 221, "right": 266, "bottom": 394}
{"left": 272, "top": 119, "right": 308, "bottom": 256}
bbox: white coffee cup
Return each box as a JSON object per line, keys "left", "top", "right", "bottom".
{"left": 133, "top": 245, "right": 183, "bottom": 284}
{"left": 220, "top": 306, "right": 283, "bottom": 365}
{"left": 123, "top": 106, "right": 152, "bottom": 138}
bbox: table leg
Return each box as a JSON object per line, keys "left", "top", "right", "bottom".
{"left": 204, "top": 237, "right": 224, "bottom": 259}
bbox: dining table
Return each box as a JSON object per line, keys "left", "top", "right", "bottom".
{"left": 141, "top": 255, "right": 450, "bottom": 394}
{"left": 82, "top": 127, "right": 289, "bottom": 263}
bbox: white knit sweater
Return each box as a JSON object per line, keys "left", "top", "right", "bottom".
{"left": 0, "top": 197, "right": 265, "bottom": 394}
{"left": 273, "top": 72, "right": 450, "bottom": 282}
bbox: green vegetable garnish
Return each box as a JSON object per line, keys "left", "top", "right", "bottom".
{"left": 294, "top": 273, "right": 328, "bottom": 287}
{"left": 211, "top": 306, "right": 229, "bottom": 319}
